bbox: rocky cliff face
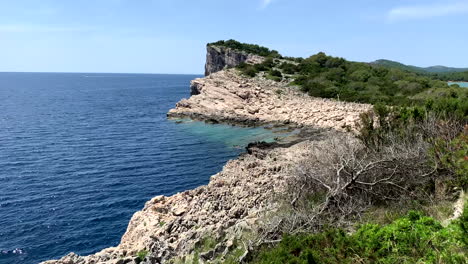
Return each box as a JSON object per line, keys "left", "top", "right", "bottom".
{"left": 42, "top": 132, "right": 334, "bottom": 264}
{"left": 204, "top": 45, "right": 264, "bottom": 76}
{"left": 43, "top": 45, "right": 372, "bottom": 264}
{"left": 170, "top": 70, "right": 371, "bottom": 131}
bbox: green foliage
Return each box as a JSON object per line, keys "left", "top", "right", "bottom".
{"left": 235, "top": 48, "right": 467, "bottom": 118}
{"left": 371, "top": 59, "right": 428, "bottom": 74}
{"left": 253, "top": 211, "right": 467, "bottom": 264}
{"left": 208, "top": 39, "right": 281, "bottom": 57}
{"left": 269, "top": 69, "right": 283, "bottom": 78}
{"left": 192, "top": 251, "right": 199, "bottom": 264}
{"left": 430, "top": 127, "right": 468, "bottom": 189}
{"left": 372, "top": 59, "right": 468, "bottom": 75}
{"left": 285, "top": 52, "right": 468, "bottom": 118}
{"left": 137, "top": 250, "right": 148, "bottom": 261}
{"left": 279, "top": 62, "right": 300, "bottom": 74}
{"left": 243, "top": 66, "right": 259, "bottom": 77}
{"left": 237, "top": 57, "right": 282, "bottom": 78}
{"left": 461, "top": 202, "right": 468, "bottom": 246}
{"left": 357, "top": 104, "right": 431, "bottom": 149}
{"left": 222, "top": 247, "right": 245, "bottom": 264}
{"left": 200, "top": 237, "right": 217, "bottom": 252}
{"left": 433, "top": 71, "right": 468, "bottom": 82}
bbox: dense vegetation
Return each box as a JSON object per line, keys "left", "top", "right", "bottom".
{"left": 371, "top": 59, "right": 468, "bottom": 82}
{"left": 372, "top": 59, "right": 468, "bottom": 74}
{"left": 431, "top": 71, "right": 468, "bottom": 82}
{"left": 213, "top": 40, "right": 468, "bottom": 263}
{"left": 237, "top": 52, "right": 468, "bottom": 119}
{"left": 253, "top": 209, "right": 468, "bottom": 264}
{"left": 248, "top": 106, "right": 468, "bottom": 263}
{"left": 208, "top": 39, "right": 281, "bottom": 58}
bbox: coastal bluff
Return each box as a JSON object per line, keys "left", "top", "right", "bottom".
{"left": 42, "top": 44, "right": 371, "bottom": 264}
{"left": 169, "top": 69, "right": 370, "bottom": 131}
{"left": 204, "top": 45, "right": 264, "bottom": 76}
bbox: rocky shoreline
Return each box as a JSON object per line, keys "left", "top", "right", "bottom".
{"left": 41, "top": 128, "right": 338, "bottom": 264}
{"left": 168, "top": 70, "right": 370, "bottom": 131}
{"left": 42, "top": 47, "right": 371, "bottom": 264}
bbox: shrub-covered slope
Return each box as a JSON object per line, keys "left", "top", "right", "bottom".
{"left": 371, "top": 59, "right": 468, "bottom": 74}
{"left": 236, "top": 52, "right": 467, "bottom": 119}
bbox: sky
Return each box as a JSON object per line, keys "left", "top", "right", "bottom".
{"left": 0, "top": 0, "right": 467, "bottom": 74}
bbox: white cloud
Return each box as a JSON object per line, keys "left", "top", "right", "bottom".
{"left": 387, "top": 1, "right": 468, "bottom": 22}
{"left": 260, "top": 0, "right": 273, "bottom": 9}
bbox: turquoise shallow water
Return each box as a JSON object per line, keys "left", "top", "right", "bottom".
{"left": 0, "top": 72, "right": 290, "bottom": 264}
{"left": 448, "top": 81, "right": 468, "bottom": 87}
{"left": 173, "top": 119, "right": 296, "bottom": 148}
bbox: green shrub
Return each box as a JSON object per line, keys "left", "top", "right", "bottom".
{"left": 279, "top": 62, "right": 299, "bottom": 74}
{"left": 137, "top": 250, "right": 148, "bottom": 261}
{"left": 460, "top": 202, "right": 468, "bottom": 246}
{"left": 288, "top": 52, "right": 468, "bottom": 118}
{"left": 239, "top": 65, "right": 259, "bottom": 77}
{"left": 269, "top": 69, "right": 283, "bottom": 78}
{"left": 430, "top": 127, "right": 468, "bottom": 189}
{"left": 208, "top": 39, "right": 281, "bottom": 58}
{"left": 253, "top": 211, "right": 467, "bottom": 264}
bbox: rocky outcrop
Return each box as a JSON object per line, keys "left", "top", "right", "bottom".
{"left": 204, "top": 45, "right": 264, "bottom": 76}
{"left": 43, "top": 45, "right": 372, "bottom": 264}
{"left": 170, "top": 69, "right": 372, "bottom": 131}
{"left": 41, "top": 131, "right": 334, "bottom": 264}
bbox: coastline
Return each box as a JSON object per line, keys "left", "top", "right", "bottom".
{"left": 448, "top": 81, "right": 468, "bottom": 87}
{"left": 42, "top": 67, "right": 370, "bottom": 264}
{"left": 167, "top": 69, "right": 370, "bottom": 132}
{"left": 42, "top": 127, "right": 337, "bottom": 264}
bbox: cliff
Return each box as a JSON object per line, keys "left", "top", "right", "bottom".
{"left": 204, "top": 45, "right": 264, "bottom": 77}
{"left": 171, "top": 69, "right": 370, "bottom": 131}
{"left": 43, "top": 44, "right": 371, "bottom": 264}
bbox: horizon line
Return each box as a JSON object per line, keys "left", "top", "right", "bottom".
{"left": 0, "top": 71, "right": 204, "bottom": 75}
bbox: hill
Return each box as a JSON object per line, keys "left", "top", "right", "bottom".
{"left": 371, "top": 59, "right": 468, "bottom": 73}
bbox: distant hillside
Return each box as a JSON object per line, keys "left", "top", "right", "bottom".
{"left": 371, "top": 59, "right": 468, "bottom": 73}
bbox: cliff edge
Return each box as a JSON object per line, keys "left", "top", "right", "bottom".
{"left": 204, "top": 45, "right": 264, "bottom": 76}
{"left": 42, "top": 43, "right": 371, "bottom": 264}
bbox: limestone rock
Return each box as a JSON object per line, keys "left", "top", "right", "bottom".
{"left": 204, "top": 45, "right": 265, "bottom": 76}
{"left": 168, "top": 69, "right": 371, "bottom": 131}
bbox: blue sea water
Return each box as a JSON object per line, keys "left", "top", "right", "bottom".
{"left": 448, "top": 81, "right": 468, "bottom": 88}
{"left": 0, "top": 73, "right": 286, "bottom": 264}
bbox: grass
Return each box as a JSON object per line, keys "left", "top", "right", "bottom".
{"left": 252, "top": 209, "right": 468, "bottom": 264}
{"left": 137, "top": 250, "right": 149, "bottom": 261}
{"left": 361, "top": 200, "right": 456, "bottom": 226}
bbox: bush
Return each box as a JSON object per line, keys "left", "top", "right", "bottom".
{"left": 239, "top": 65, "right": 259, "bottom": 77}
{"left": 279, "top": 62, "right": 299, "bottom": 74}
{"left": 137, "top": 250, "right": 148, "bottom": 261}
{"left": 269, "top": 69, "right": 283, "bottom": 78}
{"left": 253, "top": 211, "right": 467, "bottom": 264}
{"left": 208, "top": 39, "right": 281, "bottom": 57}
{"left": 289, "top": 52, "right": 468, "bottom": 117}
{"left": 430, "top": 126, "right": 468, "bottom": 189}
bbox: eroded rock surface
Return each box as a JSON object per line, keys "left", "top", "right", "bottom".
{"left": 43, "top": 50, "right": 372, "bottom": 264}
{"left": 170, "top": 69, "right": 371, "bottom": 131}
{"left": 205, "top": 45, "right": 264, "bottom": 76}
{"left": 41, "top": 135, "right": 328, "bottom": 264}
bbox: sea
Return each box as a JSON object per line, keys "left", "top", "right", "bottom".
{"left": 0, "top": 73, "right": 288, "bottom": 264}
{"left": 448, "top": 81, "right": 468, "bottom": 88}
